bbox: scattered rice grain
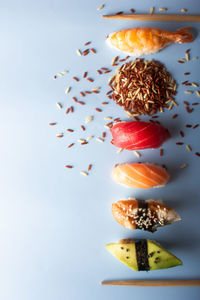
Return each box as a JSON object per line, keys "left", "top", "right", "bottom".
{"left": 97, "top": 4, "right": 104, "bottom": 11}
{"left": 184, "top": 90, "right": 193, "bottom": 94}
{"left": 76, "top": 49, "right": 82, "bottom": 56}
{"left": 159, "top": 8, "right": 167, "bottom": 11}
{"left": 80, "top": 171, "right": 88, "bottom": 176}
{"left": 193, "top": 124, "right": 199, "bottom": 129}
{"left": 196, "top": 91, "right": 200, "bottom": 97}
{"left": 180, "top": 163, "right": 187, "bottom": 168}
{"left": 67, "top": 143, "right": 74, "bottom": 148}
{"left": 65, "top": 87, "right": 71, "bottom": 94}
{"left": 117, "top": 148, "right": 123, "bottom": 154}
{"left": 150, "top": 7, "right": 155, "bottom": 14}
{"left": 134, "top": 151, "right": 141, "bottom": 158}
{"left": 85, "top": 116, "right": 93, "bottom": 124}
{"left": 87, "top": 136, "right": 94, "bottom": 141}
{"left": 73, "top": 77, "right": 79, "bottom": 82}
{"left": 181, "top": 8, "right": 187, "bottom": 13}
{"left": 88, "top": 164, "right": 92, "bottom": 171}
{"left": 186, "top": 144, "right": 192, "bottom": 152}
{"left": 56, "top": 102, "right": 62, "bottom": 110}
{"left": 96, "top": 137, "right": 104, "bottom": 143}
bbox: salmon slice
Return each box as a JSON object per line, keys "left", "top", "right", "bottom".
{"left": 112, "top": 163, "right": 169, "bottom": 189}
{"left": 112, "top": 199, "right": 180, "bottom": 232}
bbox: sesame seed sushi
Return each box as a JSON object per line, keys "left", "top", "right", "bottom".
{"left": 112, "top": 199, "right": 180, "bottom": 232}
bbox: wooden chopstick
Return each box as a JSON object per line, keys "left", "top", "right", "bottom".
{"left": 102, "top": 14, "right": 200, "bottom": 22}
{"left": 101, "top": 279, "right": 200, "bottom": 287}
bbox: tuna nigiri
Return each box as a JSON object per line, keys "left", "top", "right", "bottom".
{"left": 112, "top": 199, "right": 180, "bottom": 232}
{"left": 112, "top": 163, "right": 169, "bottom": 189}
{"left": 107, "top": 27, "right": 194, "bottom": 56}
{"left": 111, "top": 121, "right": 170, "bottom": 150}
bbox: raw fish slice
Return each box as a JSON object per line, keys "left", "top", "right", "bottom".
{"left": 111, "top": 121, "right": 170, "bottom": 150}
{"left": 107, "top": 27, "right": 194, "bottom": 56}
{"left": 112, "top": 163, "right": 169, "bottom": 189}
{"left": 112, "top": 199, "right": 180, "bottom": 232}
{"left": 106, "top": 239, "right": 182, "bottom": 271}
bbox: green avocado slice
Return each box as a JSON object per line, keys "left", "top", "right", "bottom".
{"left": 147, "top": 240, "right": 182, "bottom": 270}
{"left": 106, "top": 239, "right": 182, "bottom": 271}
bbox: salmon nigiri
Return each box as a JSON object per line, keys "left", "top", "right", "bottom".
{"left": 107, "top": 27, "right": 194, "bottom": 56}
{"left": 112, "top": 163, "right": 169, "bottom": 188}
{"left": 112, "top": 199, "right": 180, "bottom": 232}
{"left": 111, "top": 121, "right": 170, "bottom": 150}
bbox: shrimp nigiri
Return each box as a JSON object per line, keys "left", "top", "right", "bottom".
{"left": 112, "top": 163, "right": 169, "bottom": 188}
{"left": 107, "top": 27, "right": 194, "bottom": 56}
{"left": 111, "top": 121, "right": 170, "bottom": 150}
{"left": 112, "top": 199, "right": 180, "bottom": 232}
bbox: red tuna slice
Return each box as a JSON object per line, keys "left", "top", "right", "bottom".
{"left": 110, "top": 121, "right": 171, "bottom": 150}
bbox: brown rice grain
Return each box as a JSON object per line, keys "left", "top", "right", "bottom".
{"left": 67, "top": 143, "right": 74, "bottom": 148}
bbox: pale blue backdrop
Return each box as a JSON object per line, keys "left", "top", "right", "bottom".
{"left": 0, "top": 0, "right": 200, "bottom": 299}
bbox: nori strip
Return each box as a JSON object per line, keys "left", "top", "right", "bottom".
{"left": 135, "top": 240, "right": 150, "bottom": 271}
{"left": 136, "top": 200, "right": 154, "bottom": 232}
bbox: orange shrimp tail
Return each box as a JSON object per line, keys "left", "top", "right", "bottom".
{"left": 174, "top": 27, "right": 194, "bottom": 44}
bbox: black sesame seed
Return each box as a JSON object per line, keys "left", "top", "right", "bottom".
{"left": 121, "top": 247, "right": 124, "bottom": 250}
{"left": 126, "top": 256, "right": 129, "bottom": 259}
{"left": 148, "top": 252, "right": 155, "bottom": 258}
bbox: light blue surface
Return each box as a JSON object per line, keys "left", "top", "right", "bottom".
{"left": 0, "top": 0, "right": 200, "bottom": 299}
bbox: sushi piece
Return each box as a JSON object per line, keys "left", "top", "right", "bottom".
{"left": 112, "top": 199, "right": 180, "bottom": 232}
{"left": 111, "top": 121, "right": 171, "bottom": 150}
{"left": 112, "top": 163, "right": 169, "bottom": 189}
{"left": 107, "top": 27, "right": 194, "bottom": 56}
{"left": 106, "top": 239, "right": 182, "bottom": 271}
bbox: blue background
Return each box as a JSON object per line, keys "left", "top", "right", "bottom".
{"left": 0, "top": 0, "right": 200, "bottom": 299}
